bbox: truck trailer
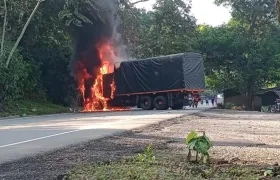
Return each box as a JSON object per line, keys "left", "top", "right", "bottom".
{"left": 102, "top": 52, "right": 206, "bottom": 110}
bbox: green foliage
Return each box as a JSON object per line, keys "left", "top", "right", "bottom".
{"left": 261, "top": 106, "right": 269, "bottom": 112}
{"left": 224, "top": 102, "right": 235, "bottom": 109}
{"left": 186, "top": 131, "right": 213, "bottom": 164}
{"left": 200, "top": 89, "right": 217, "bottom": 97}
{"left": 215, "top": 0, "right": 276, "bottom": 27}
{"left": 58, "top": 0, "right": 103, "bottom": 27}
{"left": 0, "top": 44, "right": 43, "bottom": 110}
{"left": 262, "top": 164, "right": 280, "bottom": 178}
{"left": 186, "top": 130, "right": 198, "bottom": 144}
{"left": 121, "top": 0, "right": 197, "bottom": 58}
{"left": 264, "top": 168, "right": 274, "bottom": 177}
{"left": 136, "top": 144, "right": 155, "bottom": 164}
{"left": 0, "top": 0, "right": 76, "bottom": 108}
{"left": 217, "top": 103, "right": 225, "bottom": 109}
{"left": 67, "top": 152, "right": 260, "bottom": 180}
{"left": 188, "top": 136, "right": 212, "bottom": 156}
{"left": 0, "top": 100, "right": 69, "bottom": 117}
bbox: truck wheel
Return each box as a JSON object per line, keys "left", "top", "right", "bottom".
{"left": 140, "top": 96, "right": 154, "bottom": 110}
{"left": 171, "top": 103, "right": 184, "bottom": 110}
{"left": 153, "top": 96, "right": 168, "bottom": 110}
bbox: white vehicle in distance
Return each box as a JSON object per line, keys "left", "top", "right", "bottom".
{"left": 216, "top": 94, "right": 224, "bottom": 104}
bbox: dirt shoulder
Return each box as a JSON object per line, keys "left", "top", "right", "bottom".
{"left": 195, "top": 109, "right": 280, "bottom": 165}
{"left": 1, "top": 109, "right": 279, "bottom": 179}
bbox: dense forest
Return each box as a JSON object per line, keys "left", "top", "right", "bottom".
{"left": 0, "top": 0, "right": 280, "bottom": 115}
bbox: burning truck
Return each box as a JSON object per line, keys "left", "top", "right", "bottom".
{"left": 77, "top": 47, "right": 206, "bottom": 111}
{"left": 68, "top": 1, "right": 205, "bottom": 111}
{"left": 103, "top": 52, "right": 205, "bottom": 110}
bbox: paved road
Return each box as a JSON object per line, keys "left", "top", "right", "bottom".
{"left": 0, "top": 107, "right": 208, "bottom": 164}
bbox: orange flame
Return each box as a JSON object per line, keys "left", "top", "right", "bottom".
{"left": 77, "top": 40, "right": 125, "bottom": 112}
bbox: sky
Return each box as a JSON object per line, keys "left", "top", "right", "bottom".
{"left": 134, "top": 0, "right": 232, "bottom": 26}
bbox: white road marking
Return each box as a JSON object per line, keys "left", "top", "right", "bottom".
{"left": 0, "top": 129, "right": 82, "bottom": 148}
{"left": 0, "top": 110, "right": 176, "bottom": 149}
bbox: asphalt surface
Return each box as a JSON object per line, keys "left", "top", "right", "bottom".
{"left": 0, "top": 107, "right": 208, "bottom": 164}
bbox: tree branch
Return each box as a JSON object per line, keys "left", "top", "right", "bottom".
{"left": 131, "top": 0, "right": 150, "bottom": 6}
{"left": 5, "top": 0, "right": 45, "bottom": 68}
{"left": 119, "top": 0, "right": 150, "bottom": 8}
{"left": 1, "top": 0, "right": 7, "bottom": 59}
{"left": 248, "top": 15, "right": 257, "bottom": 35}
{"left": 277, "top": 0, "right": 280, "bottom": 23}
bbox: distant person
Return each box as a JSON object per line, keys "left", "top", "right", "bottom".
{"left": 193, "top": 99, "right": 198, "bottom": 108}
{"left": 211, "top": 98, "right": 215, "bottom": 106}
{"left": 188, "top": 97, "right": 193, "bottom": 107}
{"left": 206, "top": 99, "right": 209, "bottom": 106}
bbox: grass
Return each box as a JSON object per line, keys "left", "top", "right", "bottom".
{"left": 0, "top": 100, "right": 69, "bottom": 117}
{"left": 66, "top": 152, "right": 261, "bottom": 180}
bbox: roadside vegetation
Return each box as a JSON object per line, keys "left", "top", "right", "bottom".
{"left": 66, "top": 130, "right": 280, "bottom": 179}
{"left": 67, "top": 153, "right": 261, "bottom": 180}
{"left": 0, "top": 100, "right": 69, "bottom": 117}
{"left": 66, "top": 135, "right": 264, "bottom": 180}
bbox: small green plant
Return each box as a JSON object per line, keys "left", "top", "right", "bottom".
{"left": 262, "top": 163, "right": 280, "bottom": 178}
{"left": 186, "top": 131, "right": 213, "bottom": 164}
{"left": 224, "top": 102, "right": 235, "bottom": 109}
{"left": 261, "top": 106, "right": 269, "bottom": 112}
{"left": 136, "top": 144, "right": 156, "bottom": 164}
{"left": 264, "top": 168, "right": 274, "bottom": 177}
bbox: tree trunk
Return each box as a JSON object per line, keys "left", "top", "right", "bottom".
{"left": 5, "top": 0, "right": 44, "bottom": 68}
{"left": 0, "top": 0, "right": 7, "bottom": 58}
{"left": 246, "top": 78, "right": 254, "bottom": 111}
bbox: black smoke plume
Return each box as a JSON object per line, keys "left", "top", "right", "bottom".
{"left": 67, "top": 0, "right": 125, "bottom": 101}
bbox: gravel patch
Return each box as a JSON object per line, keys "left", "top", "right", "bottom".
{"left": 142, "top": 109, "right": 280, "bottom": 165}
{"left": 1, "top": 109, "right": 280, "bottom": 179}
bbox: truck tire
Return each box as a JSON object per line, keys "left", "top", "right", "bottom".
{"left": 153, "top": 96, "right": 168, "bottom": 110}
{"left": 171, "top": 103, "right": 184, "bottom": 110}
{"left": 140, "top": 96, "right": 154, "bottom": 110}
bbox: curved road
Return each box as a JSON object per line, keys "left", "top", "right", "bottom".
{"left": 0, "top": 107, "right": 208, "bottom": 164}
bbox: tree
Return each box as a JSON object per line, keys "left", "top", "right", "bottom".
{"left": 58, "top": 0, "right": 149, "bottom": 28}
{"left": 206, "top": 0, "right": 280, "bottom": 110}
{"left": 199, "top": 19, "right": 280, "bottom": 110}
{"left": 0, "top": 0, "right": 75, "bottom": 106}
{"left": 124, "top": 0, "right": 197, "bottom": 58}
